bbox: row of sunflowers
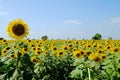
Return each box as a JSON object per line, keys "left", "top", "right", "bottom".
{"left": 0, "top": 19, "right": 120, "bottom": 80}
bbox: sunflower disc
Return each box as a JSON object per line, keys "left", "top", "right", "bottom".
{"left": 6, "top": 19, "right": 29, "bottom": 40}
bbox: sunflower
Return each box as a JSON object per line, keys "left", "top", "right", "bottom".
{"left": 35, "top": 50, "right": 42, "bottom": 55}
{"left": 31, "top": 56, "right": 37, "bottom": 62}
{"left": 6, "top": 19, "right": 29, "bottom": 39}
{"left": 2, "top": 49, "right": 7, "bottom": 57}
{"left": 97, "top": 44, "right": 103, "bottom": 49}
{"left": 30, "top": 56, "right": 42, "bottom": 63}
{"left": 2, "top": 39, "right": 6, "bottom": 43}
{"left": 62, "top": 46, "right": 68, "bottom": 51}
{"left": 86, "top": 51, "right": 92, "bottom": 55}
{"left": 17, "top": 51, "right": 24, "bottom": 57}
{"left": 22, "top": 48, "right": 28, "bottom": 53}
{"left": 68, "top": 43, "right": 73, "bottom": 49}
{"left": 97, "top": 49, "right": 104, "bottom": 54}
{"left": 80, "top": 50, "right": 87, "bottom": 58}
{"left": 57, "top": 51, "right": 64, "bottom": 57}
{"left": 111, "top": 47, "right": 120, "bottom": 53}
{"left": 10, "top": 54, "right": 17, "bottom": 59}
{"left": 88, "top": 53, "right": 101, "bottom": 62}
{"left": 100, "top": 53, "right": 106, "bottom": 60}
{"left": 32, "top": 47, "right": 36, "bottom": 51}
{"left": 52, "top": 46, "right": 57, "bottom": 51}
{"left": 73, "top": 50, "right": 81, "bottom": 58}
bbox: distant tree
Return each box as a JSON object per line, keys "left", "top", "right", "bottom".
{"left": 92, "top": 33, "right": 102, "bottom": 40}
{"left": 26, "top": 38, "right": 30, "bottom": 40}
{"left": 57, "top": 39, "right": 61, "bottom": 40}
{"left": 108, "top": 37, "right": 112, "bottom": 40}
{"left": 72, "top": 38, "right": 76, "bottom": 40}
{"left": 67, "top": 38, "right": 70, "bottom": 40}
{"left": 0, "top": 37, "right": 4, "bottom": 40}
{"left": 41, "top": 35, "right": 48, "bottom": 40}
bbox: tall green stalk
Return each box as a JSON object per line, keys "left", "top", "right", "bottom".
{"left": 88, "top": 68, "right": 91, "bottom": 80}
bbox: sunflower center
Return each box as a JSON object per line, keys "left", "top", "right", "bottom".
{"left": 12, "top": 24, "right": 25, "bottom": 36}
{"left": 76, "top": 53, "right": 80, "bottom": 57}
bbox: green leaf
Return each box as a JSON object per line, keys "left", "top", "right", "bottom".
{"left": 106, "top": 68, "right": 113, "bottom": 75}
{"left": 70, "top": 69, "right": 82, "bottom": 79}
{"left": 10, "top": 69, "right": 19, "bottom": 80}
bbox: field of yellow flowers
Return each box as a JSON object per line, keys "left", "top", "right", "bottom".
{"left": 0, "top": 39, "right": 120, "bottom": 80}
{"left": 0, "top": 19, "right": 120, "bottom": 80}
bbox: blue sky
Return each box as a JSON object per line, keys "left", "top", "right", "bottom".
{"left": 0, "top": 0, "right": 120, "bottom": 40}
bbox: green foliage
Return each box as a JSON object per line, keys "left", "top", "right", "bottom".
{"left": 69, "top": 58, "right": 103, "bottom": 80}
{"left": 41, "top": 35, "right": 48, "bottom": 40}
{"left": 92, "top": 33, "right": 102, "bottom": 40}
{"left": 0, "top": 40, "right": 120, "bottom": 80}
{"left": 34, "top": 52, "right": 75, "bottom": 80}
{"left": 0, "top": 54, "right": 35, "bottom": 80}
{"left": 100, "top": 53, "right": 120, "bottom": 80}
{"left": 0, "top": 42, "right": 35, "bottom": 80}
{"left": 0, "top": 38, "right": 4, "bottom": 40}
{"left": 69, "top": 53, "right": 120, "bottom": 79}
{"left": 108, "top": 37, "right": 112, "bottom": 40}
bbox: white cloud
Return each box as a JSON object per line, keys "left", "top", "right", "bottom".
{"left": 111, "top": 17, "right": 120, "bottom": 23}
{"left": 64, "top": 19, "right": 81, "bottom": 24}
{"left": 105, "top": 17, "right": 120, "bottom": 24}
{"left": 0, "top": 6, "right": 7, "bottom": 15}
{"left": 0, "top": 11, "right": 7, "bottom": 15}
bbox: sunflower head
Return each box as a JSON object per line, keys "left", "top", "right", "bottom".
{"left": 73, "top": 50, "right": 81, "bottom": 58}
{"left": 6, "top": 19, "right": 29, "bottom": 40}
{"left": 88, "top": 53, "right": 102, "bottom": 62}
{"left": 57, "top": 51, "right": 64, "bottom": 57}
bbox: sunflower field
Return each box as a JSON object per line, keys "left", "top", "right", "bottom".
{"left": 0, "top": 19, "right": 120, "bottom": 80}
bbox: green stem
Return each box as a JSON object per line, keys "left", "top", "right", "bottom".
{"left": 88, "top": 68, "right": 91, "bottom": 80}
